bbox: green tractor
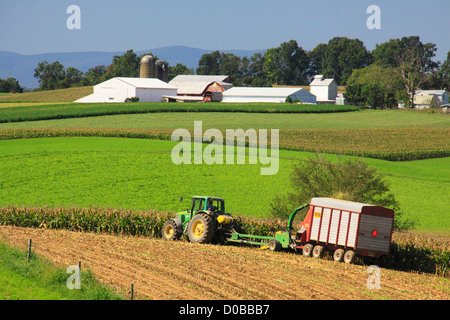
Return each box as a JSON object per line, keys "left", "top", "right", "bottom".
{"left": 162, "top": 196, "right": 237, "bottom": 244}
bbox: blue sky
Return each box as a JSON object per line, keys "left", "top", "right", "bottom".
{"left": 0, "top": 0, "right": 449, "bottom": 62}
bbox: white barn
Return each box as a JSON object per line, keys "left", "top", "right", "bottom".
{"left": 415, "top": 90, "right": 449, "bottom": 106}
{"left": 75, "top": 77, "right": 177, "bottom": 103}
{"left": 221, "top": 87, "right": 317, "bottom": 103}
{"left": 310, "top": 75, "right": 338, "bottom": 104}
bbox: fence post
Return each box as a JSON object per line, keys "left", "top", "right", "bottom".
{"left": 27, "top": 239, "right": 32, "bottom": 262}
{"left": 130, "top": 283, "right": 134, "bottom": 300}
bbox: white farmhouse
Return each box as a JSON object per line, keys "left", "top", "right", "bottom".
{"left": 415, "top": 90, "right": 449, "bottom": 106}
{"left": 309, "top": 75, "right": 338, "bottom": 104}
{"left": 221, "top": 87, "right": 317, "bottom": 103}
{"left": 75, "top": 77, "right": 177, "bottom": 103}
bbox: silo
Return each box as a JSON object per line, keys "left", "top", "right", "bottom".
{"left": 140, "top": 55, "right": 156, "bottom": 78}
{"left": 156, "top": 60, "right": 169, "bottom": 82}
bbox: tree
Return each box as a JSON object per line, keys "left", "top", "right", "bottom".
{"left": 34, "top": 61, "right": 84, "bottom": 90}
{"left": 34, "top": 61, "right": 66, "bottom": 90}
{"left": 247, "top": 52, "right": 269, "bottom": 86}
{"left": 345, "top": 64, "right": 403, "bottom": 108}
{"left": 168, "top": 63, "right": 194, "bottom": 81}
{"left": 81, "top": 65, "right": 107, "bottom": 86}
{"left": 0, "top": 77, "right": 23, "bottom": 93}
{"left": 373, "top": 36, "right": 439, "bottom": 107}
{"left": 263, "top": 40, "right": 310, "bottom": 85}
{"left": 64, "top": 67, "right": 83, "bottom": 87}
{"left": 196, "top": 51, "right": 221, "bottom": 75}
{"left": 394, "top": 41, "right": 438, "bottom": 108}
{"left": 308, "top": 43, "right": 327, "bottom": 76}
{"left": 103, "top": 49, "right": 140, "bottom": 80}
{"left": 424, "top": 50, "right": 450, "bottom": 90}
{"left": 269, "top": 154, "right": 407, "bottom": 229}
{"left": 219, "top": 52, "right": 242, "bottom": 82}
{"left": 321, "top": 37, "right": 372, "bottom": 85}
{"left": 360, "top": 83, "right": 387, "bottom": 109}
{"left": 438, "top": 51, "right": 450, "bottom": 90}
{"left": 343, "top": 83, "right": 363, "bottom": 106}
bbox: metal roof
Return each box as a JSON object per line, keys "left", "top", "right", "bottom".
{"left": 169, "top": 75, "right": 231, "bottom": 95}
{"left": 310, "top": 197, "right": 374, "bottom": 213}
{"left": 222, "top": 87, "right": 315, "bottom": 97}
{"left": 416, "top": 90, "right": 448, "bottom": 95}
{"left": 170, "top": 75, "right": 231, "bottom": 83}
{"left": 310, "top": 75, "right": 336, "bottom": 86}
{"left": 114, "top": 77, "right": 176, "bottom": 89}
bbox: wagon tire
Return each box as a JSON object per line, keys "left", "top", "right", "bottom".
{"left": 303, "top": 244, "right": 314, "bottom": 257}
{"left": 312, "top": 245, "right": 324, "bottom": 258}
{"left": 268, "top": 239, "right": 282, "bottom": 252}
{"left": 344, "top": 250, "right": 356, "bottom": 264}
{"left": 333, "top": 249, "right": 345, "bottom": 262}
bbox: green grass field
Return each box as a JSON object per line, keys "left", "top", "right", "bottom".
{"left": 0, "top": 86, "right": 93, "bottom": 103}
{"left": 0, "top": 137, "right": 448, "bottom": 230}
{"left": 0, "top": 240, "right": 122, "bottom": 299}
{"left": 0, "top": 100, "right": 448, "bottom": 231}
{"left": 0, "top": 102, "right": 361, "bottom": 124}
{"left": 0, "top": 108, "right": 448, "bottom": 129}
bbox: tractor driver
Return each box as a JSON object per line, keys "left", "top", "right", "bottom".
{"left": 206, "top": 204, "right": 217, "bottom": 214}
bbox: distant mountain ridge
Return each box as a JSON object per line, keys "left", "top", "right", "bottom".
{"left": 0, "top": 45, "right": 265, "bottom": 89}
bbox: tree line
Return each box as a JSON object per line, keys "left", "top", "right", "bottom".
{"left": 4, "top": 36, "right": 449, "bottom": 108}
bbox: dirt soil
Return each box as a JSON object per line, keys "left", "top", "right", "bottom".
{"left": 1, "top": 226, "right": 448, "bottom": 300}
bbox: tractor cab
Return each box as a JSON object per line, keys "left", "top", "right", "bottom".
{"left": 190, "top": 196, "right": 225, "bottom": 217}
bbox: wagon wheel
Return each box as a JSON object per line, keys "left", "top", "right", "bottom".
{"left": 312, "top": 245, "right": 324, "bottom": 258}
{"left": 303, "top": 243, "right": 314, "bottom": 257}
{"left": 188, "top": 213, "right": 214, "bottom": 244}
{"left": 333, "top": 249, "right": 345, "bottom": 262}
{"left": 343, "top": 250, "right": 356, "bottom": 264}
{"left": 162, "top": 219, "right": 182, "bottom": 241}
{"left": 268, "top": 239, "right": 282, "bottom": 252}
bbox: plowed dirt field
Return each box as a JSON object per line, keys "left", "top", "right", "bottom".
{"left": 1, "top": 226, "right": 448, "bottom": 300}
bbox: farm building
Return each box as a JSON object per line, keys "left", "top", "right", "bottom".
{"left": 75, "top": 77, "right": 177, "bottom": 103}
{"left": 166, "top": 75, "right": 232, "bottom": 102}
{"left": 415, "top": 90, "right": 449, "bottom": 106}
{"left": 336, "top": 93, "right": 346, "bottom": 105}
{"left": 310, "top": 75, "right": 338, "bottom": 104}
{"left": 413, "top": 94, "right": 440, "bottom": 109}
{"left": 221, "top": 87, "right": 317, "bottom": 103}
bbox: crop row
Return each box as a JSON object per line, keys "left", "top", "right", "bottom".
{"left": 0, "top": 127, "right": 447, "bottom": 161}
{"left": 0, "top": 102, "right": 362, "bottom": 123}
{"left": 0, "top": 206, "right": 285, "bottom": 238}
{"left": 0, "top": 206, "right": 447, "bottom": 277}
{"left": 279, "top": 128, "right": 449, "bottom": 161}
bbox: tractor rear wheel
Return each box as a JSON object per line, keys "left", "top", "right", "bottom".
{"left": 162, "top": 219, "right": 182, "bottom": 241}
{"left": 188, "top": 213, "right": 214, "bottom": 244}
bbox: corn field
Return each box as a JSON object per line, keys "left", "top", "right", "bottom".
{"left": 0, "top": 127, "right": 448, "bottom": 161}
{"left": 0, "top": 206, "right": 447, "bottom": 277}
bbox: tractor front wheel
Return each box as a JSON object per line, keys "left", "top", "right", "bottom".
{"left": 188, "top": 213, "right": 214, "bottom": 244}
{"left": 162, "top": 219, "right": 182, "bottom": 241}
